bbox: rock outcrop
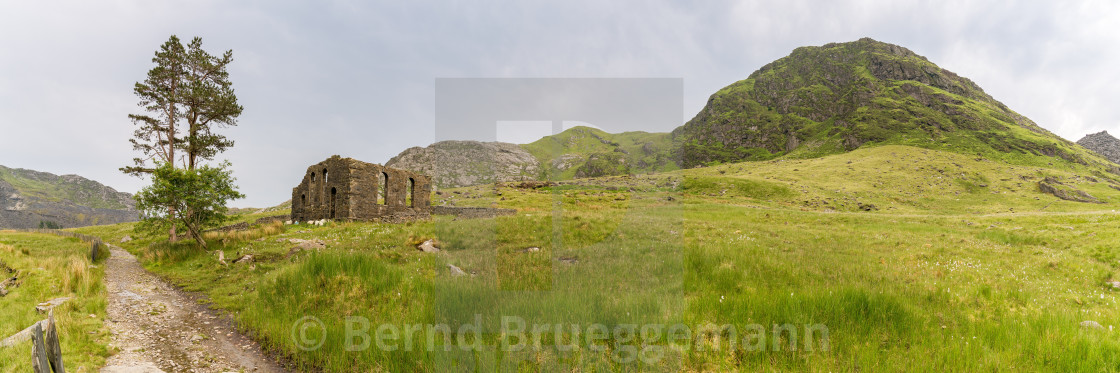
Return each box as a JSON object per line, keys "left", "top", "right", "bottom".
{"left": 1038, "top": 177, "right": 1102, "bottom": 203}
{"left": 387, "top": 141, "right": 540, "bottom": 189}
{"left": 1077, "top": 131, "right": 1120, "bottom": 165}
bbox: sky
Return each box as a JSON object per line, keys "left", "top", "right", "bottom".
{"left": 1, "top": 0, "right": 1119, "bottom": 207}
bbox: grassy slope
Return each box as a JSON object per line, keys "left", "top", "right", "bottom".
{"left": 73, "top": 145, "right": 1120, "bottom": 371}
{"left": 0, "top": 231, "right": 110, "bottom": 372}
{"left": 688, "top": 144, "right": 1120, "bottom": 214}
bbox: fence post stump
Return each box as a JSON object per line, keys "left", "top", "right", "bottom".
{"left": 45, "top": 310, "right": 65, "bottom": 373}
{"left": 30, "top": 322, "right": 49, "bottom": 373}
{"left": 89, "top": 242, "right": 99, "bottom": 262}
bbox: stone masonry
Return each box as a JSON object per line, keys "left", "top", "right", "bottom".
{"left": 291, "top": 156, "right": 431, "bottom": 222}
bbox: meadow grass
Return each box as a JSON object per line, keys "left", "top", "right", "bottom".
{"left": 0, "top": 231, "right": 110, "bottom": 372}
{"left": 71, "top": 145, "right": 1120, "bottom": 371}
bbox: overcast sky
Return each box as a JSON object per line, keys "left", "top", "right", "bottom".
{"left": 2, "top": 0, "right": 1118, "bottom": 207}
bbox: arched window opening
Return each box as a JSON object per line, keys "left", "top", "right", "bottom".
{"left": 406, "top": 177, "right": 415, "bottom": 207}
{"left": 299, "top": 193, "right": 306, "bottom": 221}
{"left": 309, "top": 172, "right": 317, "bottom": 204}
{"left": 330, "top": 187, "right": 337, "bottom": 219}
{"left": 322, "top": 168, "right": 329, "bottom": 206}
{"left": 380, "top": 171, "right": 389, "bottom": 205}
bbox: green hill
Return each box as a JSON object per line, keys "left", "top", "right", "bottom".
{"left": 0, "top": 165, "right": 137, "bottom": 229}
{"left": 521, "top": 126, "right": 677, "bottom": 179}
{"left": 672, "top": 38, "right": 1118, "bottom": 177}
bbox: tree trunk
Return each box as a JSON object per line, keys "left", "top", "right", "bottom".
{"left": 168, "top": 76, "right": 178, "bottom": 243}
{"left": 186, "top": 221, "right": 207, "bottom": 249}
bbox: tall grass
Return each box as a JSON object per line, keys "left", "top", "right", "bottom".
{"left": 66, "top": 145, "right": 1120, "bottom": 371}
{"left": 0, "top": 231, "right": 110, "bottom": 372}
{"left": 202, "top": 221, "right": 284, "bottom": 245}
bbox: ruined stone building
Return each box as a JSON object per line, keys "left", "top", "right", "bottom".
{"left": 291, "top": 156, "right": 431, "bottom": 222}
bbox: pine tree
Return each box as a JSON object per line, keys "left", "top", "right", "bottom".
{"left": 123, "top": 35, "right": 243, "bottom": 243}
{"left": 123, "top": 36, "right": 186, "bottom": 240}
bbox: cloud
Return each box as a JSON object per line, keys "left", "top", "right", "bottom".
{"left": 1, "top": 0, "right": 1118, "bottom": 207}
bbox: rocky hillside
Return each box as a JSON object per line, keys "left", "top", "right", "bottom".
{"left": 672, "top": 38, "right": 1114, "bottom": 172}
{"left": 1077, "top": 131, "right": 1120, "bottom": 165}
{"left": 0, "top": 165, "right": 138, "bottom": 229}
{"left": 386, "top": 141, "right": 541, "bottom": 189}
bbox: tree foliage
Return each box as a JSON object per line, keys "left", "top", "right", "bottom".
{"left": 123, "top": 36, "right": 243, "bottom": 174}
{"left": 134, "top": 162, "right": 244, "bottom": 248}
{"left": 181, "top": 37, "right": 243, "bottom": 170}
{"left": 123, "top": 36, "right": 186, "bottom": 175}
{"left": 38, "top": 220, "right": 62, "bottom": 229}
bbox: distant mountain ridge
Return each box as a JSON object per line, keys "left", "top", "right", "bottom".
{"left": 385, "top": 127, "right": 678, "bottom": 189}
{"left": 384, "top": 38, "right": 1119, "bottom": 189}
{"left": 0, "top": 165, "right": 138, "bottom": 229}
{"left": 1077, "top": 131, "right": 1120, "bottom": 165}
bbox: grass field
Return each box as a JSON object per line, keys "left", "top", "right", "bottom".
{"left": 0, "top": 231, "right": 110, "bottom": 372}
{"left": 72, "top": 144, "right": 1120, "bottom": 371}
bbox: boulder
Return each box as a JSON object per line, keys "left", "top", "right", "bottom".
{"left": 36, "top": 297, "right": 70, "bottom": 314}
{"left": 417, "top": 239, "right": 441, "bottom": 253}
{"left": 232, "top": 254, "right": 253, "bottom": 264}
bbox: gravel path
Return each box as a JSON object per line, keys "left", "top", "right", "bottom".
{"left": 101, "top": 245, "right": 285, "bottom": 373}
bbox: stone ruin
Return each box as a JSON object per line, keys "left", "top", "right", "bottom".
{"left": 291, "top": 156, "right": 432, "bottom": 223}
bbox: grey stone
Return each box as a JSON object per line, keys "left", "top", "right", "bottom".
{"left": 448, "top": 264, "right": 467, "bottom": 277}
{"left": 1081, "top": 320, "right": 1104, "bottom": 330}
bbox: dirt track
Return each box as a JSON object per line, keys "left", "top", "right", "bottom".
{"left": 100, "top": 245, "right": 285, "bottom": 373}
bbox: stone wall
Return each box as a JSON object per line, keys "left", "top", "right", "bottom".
{"left": 291, "top": 155, "right": 431, "bottom": 222}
